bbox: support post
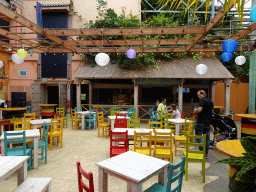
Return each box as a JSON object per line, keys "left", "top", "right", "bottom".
{"left": 249, "top": 50, "right": 256, "bottom": 114}
{"left": 178, "top": 79, "right": 185, "bottom": 112}
{"left": 133, "top": 79, "right": 139, "bottom": 119}
{"left": 76, "top": 82, "right": 81, "bottom": 108}
{"left": 67, "top": 83, "right": 71, "bottom": 116}
{"left": 211, "top": 81, "right": 218, "bottom": 105}
{"left": 224, "top": 79, "right": 232, "bottom": 115}
{"left": 89, "top": 80, "right": 93, "bottom": 110}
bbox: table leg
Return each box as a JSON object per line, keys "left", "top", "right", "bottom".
{"left": 81, "top": 115, "right": 85, "bottom": 130}
{"left": 0, "top": 125, "right": 3, "bottom": 135}
{"left": 111, "top": 120, "right": 114, "bottom": 130}
{"left": 127, "top": 182, "right": 142, "bottom": 192}
{"left": 33, "top": 137, "right": 39, "bottom": 169}
{"left": 176, "top": 124, "right": 180, "bottom": 136}
{"left": 158, "top": 166, "right": 168, "bottom": 186}
{"left": 1, "top": 140, "right": 4, "bottom": 155}
{"left": 0, "top": 111, "right": 2, "bottom": 119}
{"left": 17, "top": 160, "right": 27, "bottom": 186}
{"left": 99, "top": 167, "right": 108, "bottom": 192}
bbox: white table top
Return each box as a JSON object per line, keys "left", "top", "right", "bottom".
{"left": 0, "top": 156, "right": 29, "bottom": 182}
{"left": 96, "top": 151, "right": 169, "bottom": 183}
{"left": 108, "top": 116, "right": 130, "bottom": 120}
{"left": 76, "top": 111, "right": 91, "bottom": 115}
{"left": 113, "top": 128, "right": 173, "bottom": 137}
{"left": 30, "top": 119, "right": 51, "bottom": 125}
{"left": 119, "top": 111, "right": 128, "bottom": 114}
{"left": 168, "top": 118, "right": 191, "bottom": 124}
{"left": 0, "top": 129, "right": 40, "bottom": 141}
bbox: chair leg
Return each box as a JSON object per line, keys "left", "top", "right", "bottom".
{"left": 202, "top": 162, "right": 205, "bottom": 183}
{"left": 45, "top": 146, "right": 47, "bottom": 164}
{"left": 185, "top": 161, "right": 188, "bottom": 181}
{"left": 61, "top": 135, "right": 63, "bottom": 148}
{"left": 104, "top": 127, "right": 107, "bottom": 138}
{"left": 50, "top": 136, "right": 52, "bottom": 150}
{"left": 98, "top": 127, "right": 100, "bottom": 137}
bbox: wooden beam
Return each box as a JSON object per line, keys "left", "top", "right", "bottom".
{"left": 44, "top": 27, "right": 206, "bottom": 36}
{"left": 186, "top": 1, "right": 235, "bottom": 52}
{"left": 231, "top": 23, "right": 256, "bottom": 41}
{"left": 0, "top": 3, "right": 75, "bottom": 52}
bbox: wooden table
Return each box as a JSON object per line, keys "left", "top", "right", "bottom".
{"left": 236, "top": 114, "right": 256, "bottom": 137}
{"left": 96, "top": 151, "right": 169, "bottom": 192}
{"left": 216, "top": 140, "right": 246, "bottom": 192}
{"left": 0, "top": 107, "right": 27, "bottom": 119}
{"left": 0, "top": 156, "right": 30, "bottom": 186}
{"left": 108, "top": 116, "right": 130, "bottom": 130}
{"left": 214, "top": 106, "right": 224, "bottom": 114}
{"left": 168, "top": 118, "right": 191, "bottom": 135}
{"left": 0, "top": 129, "right": 40, "bottom": 169}
{"left": 0, "top": 119, "right": 10, "bottom": 135}
{"left": 76, "top": 111, "right": 90, "bottom": 129}
{"left": 30, "top": 119, "right": 52, "bottom": 129}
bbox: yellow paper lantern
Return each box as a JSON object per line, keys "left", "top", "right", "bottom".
{"left": 17, "top": 49, "right": 28, "bottom": 58}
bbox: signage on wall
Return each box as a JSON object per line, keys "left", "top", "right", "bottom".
{"left": 42, "top": 78, "right": 47, "bottom": 82}
{"left": 81, "top": 94, "right": 86, "bottom": 100}
{"left": 135, "top": 78, "right": 181, "bottom": 85}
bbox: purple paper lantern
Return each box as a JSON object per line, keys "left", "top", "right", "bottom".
{"left": 221, "top": 52, "right": 233, "bottom": 62}
{"left": 222, "top": 39, "right": 238, "bottom": 53}
{"left": 126, "top": 49, "right": 136, "bottom": 59}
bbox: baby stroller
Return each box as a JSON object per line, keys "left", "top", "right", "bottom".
{"left": 209, "top": 114, "right": 237, "bottom": 148}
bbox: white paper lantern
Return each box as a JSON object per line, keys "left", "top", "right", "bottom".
{"left": 235, "top": 56, "right": 246, "bottom": 66}
{"left": 11, "top": 54, "right": 24, "bottom": 64}
{"left": 0, "top": 61, "right": 3, "bottom": 68}
{"left": 196, "top": 64, "right": 207, "bottom": 75}
{"left": 95, "top": 53, "right": 110, "bottom": 66}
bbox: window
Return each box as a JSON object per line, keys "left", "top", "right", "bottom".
{"left": 19, "top": 70, "right": 28, "bottom": 77}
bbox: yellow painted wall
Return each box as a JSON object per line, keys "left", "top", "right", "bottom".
{"left": 215, "top": 82, "right": 249, "bottom": 120}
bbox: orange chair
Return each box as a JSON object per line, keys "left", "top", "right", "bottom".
{"left": 77, "top": 162, "right": 94, "bottom": 192}
{"left": 110, "top": 130, "right": 129, "bottom": 157}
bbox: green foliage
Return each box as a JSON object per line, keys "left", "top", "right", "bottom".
{"left": 216, "top": 136, "right": 256, "bottom": 184}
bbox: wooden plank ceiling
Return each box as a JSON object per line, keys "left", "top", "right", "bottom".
{"left": 0, "top": 2, "right": 255, "bottom": 54}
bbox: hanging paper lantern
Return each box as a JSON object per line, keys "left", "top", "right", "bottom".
{"left": 0, "top": 61, "right": 3, "bottom": 68}
{"left": 17, "top": 49, "right": 28, "bottom": 58}
{"left": 250, "top": 5, "right": 256, "bottom": 22}
{"left": 222, "top": 39, "right": 238, "bottom": 53}
{"left": 235, "top": 56, "right": 246, "bottom": 65}
{"left": 126, "top": 49, "right": 136, "bottom": 59}
{"left": 95, "top": 53, "right": 110, "bottom": 66}
{"left": 221, "top": 52, "right": 233, "bottom": 62}
{"left": 11, "top": 54, "right": 24, "bottom": 64}
{"left": 196, "top": 64, "right": 207, "bottom": 75}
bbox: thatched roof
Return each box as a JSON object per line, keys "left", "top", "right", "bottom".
{"left": 75, "top": 56, "right": 234, "bottom": 79}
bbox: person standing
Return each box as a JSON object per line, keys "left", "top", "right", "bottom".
{"left": 153, "top": 100, "right": 159, "bottom": 111}
{"left": 157, "top": 98, "right": 167, "bottom": 120}
{"left": 167, "top": 104, "right": 181, "bottom": 119}
{"left": 193, "top": 90, "right": 214, "bottom": 159}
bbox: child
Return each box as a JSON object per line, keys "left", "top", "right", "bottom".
{"left": 169, "top": 104, "right": 181, "bottom": 119}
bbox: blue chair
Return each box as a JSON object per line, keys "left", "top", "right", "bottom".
{"left": 85, "top": 111, "right": 97, "bottom": 130}
{"left": 75, "top": 107, "right": 82, "bottom": 112}
{"left": 127, "top": 107, "right": 136, "bottom": 118}
{"left": 4, "top": 131, "right": 32, "bottom": 170}
{"left": 150, "top": 108, "right": 158, "bottom": 122}
{"left": 144, "top": 156, "right": 185, "bottom": 192}
{"left": 222, "top": 109, "right": 235, "bottom": 114}
{"left": 38, "top": 122, "right": 49, "bottom": 164}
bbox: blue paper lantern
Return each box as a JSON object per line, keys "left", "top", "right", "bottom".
{"left": 221, "top": 52, "right": 233, "bottom": 62}
{"left": 126, "top": 49, "right": 136, "bottom": 59}
{"left": 222, "top": 39, "right": 238, "bottom": 53}
{"left": 250, "top": 5, "right": 256, "bottom": 22}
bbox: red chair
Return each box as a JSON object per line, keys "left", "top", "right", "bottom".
{"left": 55, "top": 113, "right": 62, "bottom": 118}
{"left": 181, "top": 110, "right": 185, "bottom": 119}
{"left": 77, "top": 162, "right": 94, "bottom": 192}
{"left": 110, "top": 130, "right": 129, "bottom": 157}
{"left": 114, "top": 118, "right": 127, "bottom": 128}
{"left": 93, "top": 107, "right": 100, "bottom": 112}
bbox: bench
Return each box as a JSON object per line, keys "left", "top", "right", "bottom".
{"left": 14, "top": 178, "right": 52, "bottom": 192}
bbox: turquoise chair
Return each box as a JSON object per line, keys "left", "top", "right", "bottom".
{"left": 144, "top": 156, "right": 185, "bottom": 192}
{"left": 127, "top": 107, "right": 136, "bottom": 118}
{"left": 38, "top": 122, "right": 49, "bottom": 164}
{"left": 149, "top": 108, "right": 158, "bottom": 122}
{"left": 4, "top": 131, "right": 32, "bottom": 170}
{"left": 75, "top": 107, "right": 82, "bottom": 112}
{"left": 85, "top": 111, "right": 97, "bottom": 130}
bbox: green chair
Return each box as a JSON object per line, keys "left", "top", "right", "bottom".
{"left": 183, "top": 134, "right": 206, "bottom": 183}
{"left": 4, "top": 131, "right": 32, "bottom": 170}
{"left": 128, "top": 119, "right": 140, "bottom": 128}
{"left": 110, "top": 107, "right": 120, "bottom": 116}
{"left": 56, "top": 107, "right": 68, "bottom": 128}
{"left": 162, "top": 114, "right": 175, "bottom": 131}
{"left": 180, "top": 117, "right": 195, "bottom": 136}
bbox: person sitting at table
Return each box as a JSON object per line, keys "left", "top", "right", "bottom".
{"left": 153, "top": 100, "right": 159, "bottom": 111}
{"left": 167, "top": 104, "right": 181, "bottom": 119}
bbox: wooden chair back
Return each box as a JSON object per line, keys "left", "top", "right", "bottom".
{"left": 77, "top": 162, "right": 94, "bottom": 192}
{"left": 128, "top": 119, "right": 140, "bottom": 128}
{"left": 14, "top": 120, "right": 31, "bottom": 131}
{"left": 24, "top": 112, "right": 36, "bottom": 121}
{"left": 148, "top": 121, "right": 162, "bottom": 129}
{"left": 133, "top": 131, "right": 152, "bottom": 156}
{"left": 110, "top": 130, "right": 128, "bottom": 157}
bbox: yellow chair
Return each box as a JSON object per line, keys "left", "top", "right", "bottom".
{"left": 185, "top": 116, "right": 196, "bottom": 135}
{"left": 183, "top": 134, "right": 206, "bottom": 183}
{"left": 128, "top": 119, "right": 140, "bottom": 128}
{"left": 174, "top": 122, "right": 192, "bottom": 156}
{"left": 56, "top": 107, "right": 68, "bottom": 128}
{"left": 97, "top": 111, "right": 110, "bottom": 138}
{"left": 148, "top": 121, "right": 162, "bottom": 129}
{"left": 153, "top": 131, "right": 173, "bottom": 163}
{"left": 132, "top": 131, "right": 152, "bottom": 156}
{"left": 180, "top": 117, "right": 195, "bottom": 135}
{"left": 14, "top": 120, "right": 33, "bottom": 144}
{"left": 71, "top": 108, "right": 81, "bottom": 130}
{"left": 48, "top": 118, "right": 63, "bottom": 150}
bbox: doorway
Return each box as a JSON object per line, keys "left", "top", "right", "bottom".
{"left": 47, "top": 86, "right": 59, "bottom": 105}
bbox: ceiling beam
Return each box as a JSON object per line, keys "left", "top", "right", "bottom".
{"left": 186, "top": 1, "right": 235, "bottom": 52}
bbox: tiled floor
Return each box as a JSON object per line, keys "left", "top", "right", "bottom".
{"left": 0, "top": 118, "right": 240, "bottom": 192}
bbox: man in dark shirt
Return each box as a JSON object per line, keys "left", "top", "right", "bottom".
{"left": 153, "top": 100, "right": 159, "bottom": 111}
{"left": 193, "top": 90, "right": 214, "bottom": 158}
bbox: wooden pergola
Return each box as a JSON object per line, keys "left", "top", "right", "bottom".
{"left": 0, "top": 2, "right": 255, "bottom": 54}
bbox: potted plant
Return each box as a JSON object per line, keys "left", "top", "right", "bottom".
{"left": 216, "top": 136, "right": 256, "bottom": 192}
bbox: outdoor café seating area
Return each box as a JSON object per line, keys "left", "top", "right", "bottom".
{"left": 0, "top": 106, "right": 239, "bottom": 191}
